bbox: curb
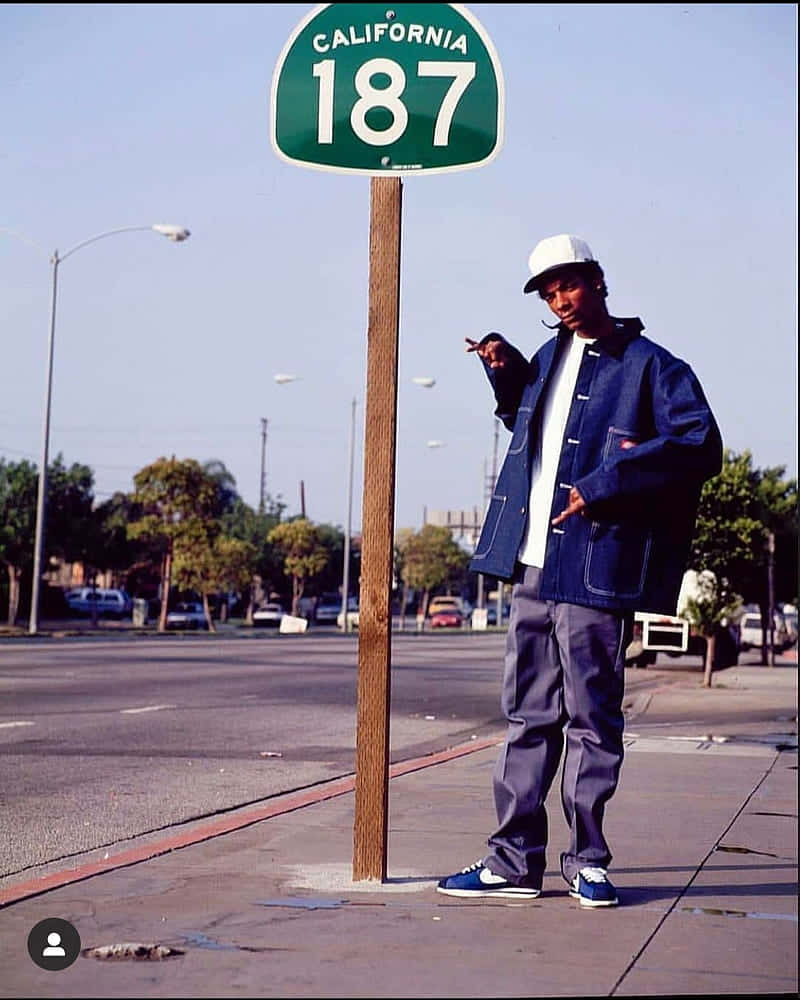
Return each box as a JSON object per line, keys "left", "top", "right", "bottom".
{"left": 0, "top": 736, "right": 501, "bottom": 910}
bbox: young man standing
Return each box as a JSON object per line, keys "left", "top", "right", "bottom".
{"left": 437, "top": 234, "right": 722, "bottom": 906}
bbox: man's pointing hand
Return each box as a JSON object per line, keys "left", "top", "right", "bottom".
{"left": 465, "top": 336, "right": 508, "bottom": 370}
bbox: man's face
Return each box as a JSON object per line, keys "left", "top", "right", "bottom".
{"left": 538, "top": 268, "right": 607, "bottom": 337}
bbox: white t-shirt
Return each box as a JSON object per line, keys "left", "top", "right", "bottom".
{"left": 517, "top": 334, "right": 595, "bottom": 568}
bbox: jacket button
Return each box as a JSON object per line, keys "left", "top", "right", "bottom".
{"left": 520, "top": 506, "right": 526, "bottom": 514}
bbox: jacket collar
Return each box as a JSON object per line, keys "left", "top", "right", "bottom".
{"left": 557, "top": 316, "right": 643, "bottom": 360}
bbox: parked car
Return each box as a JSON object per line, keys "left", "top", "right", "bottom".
{"left": 738, "top": 613, "right": 763, "bottom": 649}
{"left": 427, "top": 596, "right": 466, "bottom": 617}
{"left": 429, "top": 607, "right": 464, "bottom": 628}
{"left": 64, "top": 587, "right": 132, "bottom": 619}
{"left": 252, "top": 603, "right": 285, "bottom": 628}
{"left": 166, "top": 602, "right": 208, "bottom": 631}
{"left": 739, "top": 610, "right": 791, "bottom": 650}
{"left": 487, "top": 604, "right": 510, "bottom": 626}
{"left": 315, "top": 593, "right": 344, "bottom": 624}
{"left": 782, "top": 605, "right": 798, "bottom": 644}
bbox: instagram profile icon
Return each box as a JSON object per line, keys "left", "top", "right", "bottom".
{"left": 27, "top": 917, "right": 81, "bottom": 971}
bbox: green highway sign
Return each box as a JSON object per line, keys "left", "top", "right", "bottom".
{"left": 271, "top": 3, "right": 504, "bottom": 176}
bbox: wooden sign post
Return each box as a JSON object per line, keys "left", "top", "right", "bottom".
{"left": 353, "top": 176, "right": 402, "bottom": 879}
{"left": 271, "top": 3, "right": 503, "bottom": 881}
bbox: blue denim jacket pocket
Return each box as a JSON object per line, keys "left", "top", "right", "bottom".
{"left": 507, "top": 406, "right": 533, "bottom": 456}
{"left": 603, "top": 425, "right": 641, "bottom": 461}
{"left": 472, "top": 494, "right": 507, "bottom": 559}
{"left": 584, "top": 520, "right": 653, "bottom": 600}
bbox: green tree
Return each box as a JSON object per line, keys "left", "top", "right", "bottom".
{"left": 222, "top": 494, "right": 286, "bottom": 620}
{"left": 310, "top": 523, "right": 345, "bottom": 596}
{"left": 681, "top": 570, "right": 743, "bottom": 688}
{"left": 0, "top": 458, "right": 38, "bottom": 625}
{"left": 45, "top": 456, "right": 95, "bottom": 566}
{"left": 267, "top": 518, "right": 329, "bottom": 616}
{"left": 128, "top": 457, "right": 217, "bottom": 631}
{"left": 146, "top": 461, "right": 257, "bottom": 629}
{"left": 688, "top": 450, "right": 770, "bottom": 683}
{"left": 202, "top": 459, "right": 240, "bottom": 518}
{"left": 88, "top": 491, "right": 150, "bottom": 587}
{"left": 394, "top": 526, "right": 426, "bottom": 630}
{"left": 397, "top": 524, "right": 470, "bottom": 626}
{"left": 751, "top": 463, "right": 798, "bottom": 626}
{"left": 0, "top": 455, "right": 95, "bottom": 625}
{"left": 301, "top": 522, "right": 361, "bottom": 605}
{"left": 172, "top": 524, "right": 255, "bottom": 632}
{"left": 210, "top": 535, "right": 256, "bottom": 609}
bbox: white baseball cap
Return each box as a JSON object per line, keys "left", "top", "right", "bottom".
{"left": 523, "top": 234, "right": 597, "bottom": 294}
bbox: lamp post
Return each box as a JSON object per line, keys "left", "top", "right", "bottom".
{"left": 767, "top": 531, "right": 776, "bottom": 667}
{"left": 260, "top": 374, "right": 301, "bottom": 514}
{"left": 28, "top": 223, "right": 190, "bottom": 634}
{"left": 340, "top": 397, "right": 357, "bottom": 632}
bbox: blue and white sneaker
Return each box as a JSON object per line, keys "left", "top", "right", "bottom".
{"left": 437, "top": 860, "right": 541, "bottom": 899}
{"left": 568, "top": 866, "right": 618, "bottom": 907}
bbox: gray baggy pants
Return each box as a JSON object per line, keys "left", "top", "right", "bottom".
{"left": 485, "top": 566, "right": 632, "bottom": 888}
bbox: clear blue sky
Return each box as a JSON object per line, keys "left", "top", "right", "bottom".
{"left": 2, "top": 4, "right": 797, "bottom": 535}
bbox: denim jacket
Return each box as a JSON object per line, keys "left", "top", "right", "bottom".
{"left": 469, "top": 318, "right": 723, "bottom": 614}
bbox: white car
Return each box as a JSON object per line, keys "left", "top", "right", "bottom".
{"left": 739, "top": 611, "right": 790, "bottom": 650}
{"left": 738, "top": 613, "right": 762, "bottom": 649}
{"left": 166, "top": 602, "right": 208, "bottom": 630}
{"left": 64, "top": 587, "right": 132, "bottom": 619}
{"left": 253, "top": 603, "right": 285, "bottom": 628}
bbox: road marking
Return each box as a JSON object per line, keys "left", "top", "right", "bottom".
{"left": 119, "top": 704, "right": 176, "bottom": 714}
{"left": 0, "top": 721, "right": 35, "bottom": 729}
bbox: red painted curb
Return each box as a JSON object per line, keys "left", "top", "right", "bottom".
{"left": 1, "top": 736, "right": 501, "bottom": 908}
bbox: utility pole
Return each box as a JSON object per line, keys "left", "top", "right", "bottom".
{"left": 476, "top": 459, "right": 486, "bottom": 609}
{"left": 341, "top": 397, "right": 357, "bottom": 632}
{"left": 767, "top": 531, "right": 776, "bottom": 666}
{"left": 477, "top": 422, "right": 501, "bottom": 614}
{"left": 259, "top": 418, "right": 268, "bottom": 515}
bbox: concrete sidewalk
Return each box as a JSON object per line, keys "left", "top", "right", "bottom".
{"left": 1, "top": 664, "right": 797, "bottom": 998}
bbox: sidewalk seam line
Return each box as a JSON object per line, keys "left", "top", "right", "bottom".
{"left": 609, "top": 750, "right": 783, "bottom": 996}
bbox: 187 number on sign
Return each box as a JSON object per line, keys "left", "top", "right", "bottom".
{"left": 313, "top": 58, "right": 476, "bottom": 147}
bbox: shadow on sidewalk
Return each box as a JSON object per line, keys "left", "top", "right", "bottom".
{"left": 622, "top": 878, "right": 798, "bottom": 906}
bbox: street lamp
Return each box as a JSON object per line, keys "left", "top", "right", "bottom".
{"left": 259, "top": 375, "right": 302, "bottom": 514}
{"left": 340, "top": 397, "right": 357, "bottom": 632}
{"left": 28, "top": 223, "right": 190, "bottom": 634}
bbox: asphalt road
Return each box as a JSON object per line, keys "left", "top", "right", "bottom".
{"left": 0, "top": 632, "right": 699, "bottom": 881}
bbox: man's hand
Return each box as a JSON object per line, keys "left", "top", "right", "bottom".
{"left": 552, "top": 487, "right": 587, "bottom": 526}
{"left": 465, "top": 336, "right": 508, "bottom": 370}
